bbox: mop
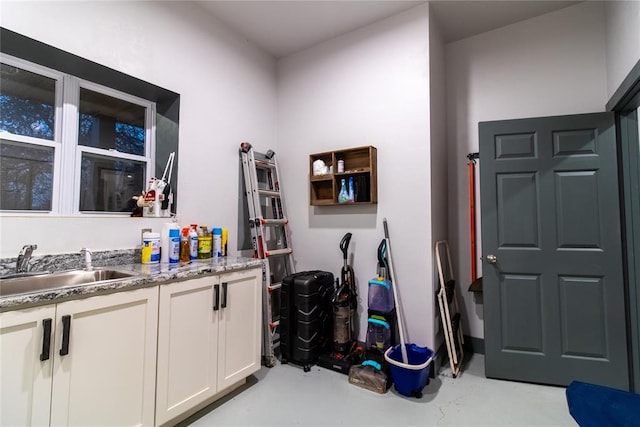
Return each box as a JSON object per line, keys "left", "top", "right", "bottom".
{"left": 348, "top": 218, "right": 409, "bottom": 394}
{"left": 383, "top": 218, "right": 408, "bottom": 363}
{"left": 383, "top": 218, "right": 435, "bottom": 398}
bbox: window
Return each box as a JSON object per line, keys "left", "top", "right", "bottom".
{"left": 0, "top": 53, "right": 155, "bottom": 214}
{"left": 1, "top": 59, "right": 61, "bottom": 211}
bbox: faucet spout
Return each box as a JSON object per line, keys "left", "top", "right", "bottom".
{"left": 80, "top": 248, "right": 93, "bottom": 270}
{"left": 16, "top": 244, "right": 38, "bottom": 273}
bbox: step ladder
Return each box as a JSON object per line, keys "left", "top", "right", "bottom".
{"left": 435, "top": 240, "right": 465, "bottom": 377}
{"left": 240, "top": 142, "right": 295, "bottom": 367}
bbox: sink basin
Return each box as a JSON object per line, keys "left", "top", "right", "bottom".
{"left": 0, "top": 269, "right": 136, "bottom": 297}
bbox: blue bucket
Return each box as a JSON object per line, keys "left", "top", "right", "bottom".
{"left": 384, "top": 344, "right": 434, "bottom": 398}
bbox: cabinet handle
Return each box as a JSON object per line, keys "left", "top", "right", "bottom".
{"left": 40, "top": 318, "right": 52, "bottom": 361}
{"left": 60, "top": 315, "right": 71, "bottom": 356}
{"left": 222, "top": 282, "right": 228, "bottom": 308}
{"left": 213, "top": 284, "right": 220, "bottom": 311}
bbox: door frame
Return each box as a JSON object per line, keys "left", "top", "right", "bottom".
{"left": 607, "top": 59, "right": 640, "bottom": 393}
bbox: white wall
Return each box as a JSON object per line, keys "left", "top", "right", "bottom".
{"left": 0, "top": 1, "right": 277, "bottom": 258}
{"left": 277, "top": 4, "right": 436, "bottom": 348}
{"left": 605, "top": 0, "right": 640, "bottom": 100}
{"left": 428, "top": 10, "right": 448, "bottom": 346}
{"left": 445, "top": 1, "right": 608, "bottom": 339}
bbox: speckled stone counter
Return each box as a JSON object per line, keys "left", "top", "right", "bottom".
{"left": 0, "top": 249, "right": 144, "bottom": 277}
{"left": 0, "top": 255, "right": 263, "bottom": 311}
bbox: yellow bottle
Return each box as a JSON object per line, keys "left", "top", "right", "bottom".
{"left": 198, "top": 226, "right": 212, "bottom": 259}
{"left": 221, "top": 228, "right": 228, "bottom": 257}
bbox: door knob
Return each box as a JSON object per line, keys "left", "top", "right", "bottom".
{"left": 485, "top": 254, "right": 497, "bottom": 264}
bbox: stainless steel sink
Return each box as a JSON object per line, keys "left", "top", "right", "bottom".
{"left": 0, "top": 269, "right": 136, "bottom": 297}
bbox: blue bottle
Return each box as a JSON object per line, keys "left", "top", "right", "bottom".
{"left": 348, "top": 177, "right": 355, "bottom": 202}
{"left": 168, "top": 228, "right": 180, "bottom": 264}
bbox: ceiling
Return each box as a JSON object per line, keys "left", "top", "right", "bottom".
{"left": 196, "top": 1, "right": 581, "bottom": 58}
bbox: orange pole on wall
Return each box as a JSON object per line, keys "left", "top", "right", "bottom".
{"left": 468, "top": 154, "right": 478, "bottom": 283}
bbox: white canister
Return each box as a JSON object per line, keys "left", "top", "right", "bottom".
{"left": 142, "top": 232, "right": 160, "bottom": 264}
{"left": 337, "top": 159, "right": 345, "bottom": 173}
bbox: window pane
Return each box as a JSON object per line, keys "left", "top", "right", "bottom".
{"left": 78, "top": 88, "right": 145, "bottom": 156}
{"left": 79, "top": 153, "right": 145, "bottom": 213}
{"left": 0, "top": 63, "right": 56, "bottom": 140}
{"left": 0, "top": 139, "right": 54, "bottom": 210}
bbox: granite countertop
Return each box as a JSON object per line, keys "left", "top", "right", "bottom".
{"left": 0, "top": 257, "right": 263, "bottom": 311}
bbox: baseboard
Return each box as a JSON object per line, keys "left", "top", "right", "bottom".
{"left": 464, "top": 335, "right": 485, "bottom": 355}
{"left": 433, "top": 336, "right": 484, "bottom": 377}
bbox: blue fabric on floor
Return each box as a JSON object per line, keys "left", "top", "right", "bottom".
{"left": 566, "top": 381, "right": 640, "bottom": 427}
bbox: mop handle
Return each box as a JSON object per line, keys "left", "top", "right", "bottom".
{"left": 383, "top": 218, "right": 408, "bottom": 364}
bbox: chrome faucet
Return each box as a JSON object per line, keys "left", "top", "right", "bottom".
{"left": 80, "top": 248, "right": 93, "bottom": 270}
{"left": 16, "top": 244, "right": 37, "bottom": 273}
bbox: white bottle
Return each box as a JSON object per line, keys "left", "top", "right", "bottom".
{"left": 168, "top": 228, "right": 180, "bottom": 264}
{"left": 161, "top": 222, "right": 179, "bottom": 263}
{"left": 213, "top": 228, "right": 222, "bottom": 258}
{"left": 189, "top": 225, "right": 198, "bottom": 260}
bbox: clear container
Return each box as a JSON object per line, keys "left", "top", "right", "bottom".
{"left": 368, "top": 279, "right": 394, "bottom": 312}
{"left": 365, "top": 318, "right": 391, "bottom": 352}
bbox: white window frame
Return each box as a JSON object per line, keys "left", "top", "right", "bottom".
{"left": 0, "top": 53, "right": 64, "bottom": 215}
{"left": 0, "top": 54, "right": 156, "bottom": 216}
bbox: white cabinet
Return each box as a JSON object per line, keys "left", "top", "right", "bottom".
{"left": 50, "top": 287, "right": 159, "bottom": 426}
{"left": 217, "top": 269, "right": 262, "bottom": 390}
{"left": 1, "top": 305, "right": 56, "bottom": 426}
{"left": 155, "top": 267, "right": 261, "bottom": 426}
{"left": 0, "top": 286, "right": 159, "bottom": 427}
{"left": 155, "top": 275, "right": 219, "bottom": 425}
{"left": 1, "top": 264, "right": 260, "bottom": 427}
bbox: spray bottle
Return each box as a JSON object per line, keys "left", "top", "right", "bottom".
{"left": 189, "top": 224, "right": 199, "bottom": 261}
{"left": 143, "top": 152, "right": 175, "bottom": 218}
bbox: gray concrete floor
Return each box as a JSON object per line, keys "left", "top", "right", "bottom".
{"left": 183, "top": 354, "right": 576, "bottom": 426}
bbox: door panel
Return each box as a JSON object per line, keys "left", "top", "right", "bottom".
{"left": 500, "top": 273, "right": 543, "bottom": 353}
{"left": 155, "top": 276, "right": 219, "bottom": 426}
{"left": 480, "top": 112, "right": 629, "bottom": 389}
{"left": 217, "top": 268, "right": 261, "bottom": 391}
{"left": 558, "top": 275, "right": 607, "bottom": 359}
{"left": 0, "top": 305, "right": 55, "bottom": 426}
{"left": 497, "top": 173, "right": 540, "bottom": 247}
{"left": 50, "top": 287, "right": 158, "bottom": 427}
{"left": 555, "top": 171, "right": 601, "bottom": 248}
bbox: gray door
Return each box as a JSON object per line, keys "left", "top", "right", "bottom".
{"left": 479, "top": 112, "right": 629, "bottom": 389}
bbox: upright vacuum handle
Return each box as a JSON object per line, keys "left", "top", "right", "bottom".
{"left": 377, "top": 239, "right": 388, "bottom": 279}
{"left": 340, "top": 233, "right": 352, "bottom": 260}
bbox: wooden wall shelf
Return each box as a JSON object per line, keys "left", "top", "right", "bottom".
{"left": 309, "top": 146, "right": 377, "bottom": 206}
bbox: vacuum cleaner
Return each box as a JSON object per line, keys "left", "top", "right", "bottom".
{"left": 317, "top": 233, "right": 363, "bottom": 374}
{"left": 348, "top": 221, "right": 396, "bottom": 394}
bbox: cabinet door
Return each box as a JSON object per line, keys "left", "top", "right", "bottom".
{"left": 0, "top": 305, "right": 56, "bottom": 426}
{"left": 155, "top": 276, "right": 219, "bottom": 426}
{"left": 217, "top": 268, "right": 261, "bottom": 391}
{"left": 50, "top": 287, "right": 158, "bottom": 427}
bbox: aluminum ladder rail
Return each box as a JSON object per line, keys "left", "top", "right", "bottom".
{"left": 435, "top": 240, "right": 465, "bottom": 377}
{"left": 240, "top": 142, "right": 295, "bottom": 367}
